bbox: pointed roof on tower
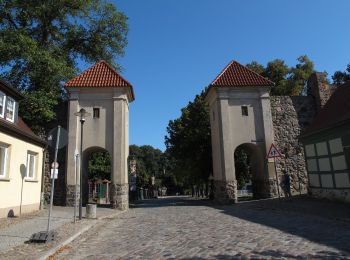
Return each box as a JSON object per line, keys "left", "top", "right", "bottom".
{"left": 210, "top": 60, "right": 274, "bottom": 87}
{"left": 65, "top": 60, "right": 134, "bottom": 100}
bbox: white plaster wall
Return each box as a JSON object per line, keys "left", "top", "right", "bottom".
{"left": 321, "top": 174, "right": 334, "bottom": 188}
{"left": 334, "top": 173, "right": 350, "bottom": 188}
{"left": 0, "top": 132, "right": 43, "bottom": 217}
{"left": 309, "top": 174, "right": 320, "bottom": 187}
{"left": 205, "top": 86, "right": 274, "bottom": 182}
{"left": 66, "top": 87, "right": 131, "bottom": 186}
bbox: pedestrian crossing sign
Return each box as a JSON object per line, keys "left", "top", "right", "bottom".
{"left": 267, "top": 143, "right": 282, "bottom": 158}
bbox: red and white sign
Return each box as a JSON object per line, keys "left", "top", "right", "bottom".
{"left": 51, "top": 162, "right": 59, "bottom": 169}
{"left": 267, "top": 143, "right": 282, "bottom": 158}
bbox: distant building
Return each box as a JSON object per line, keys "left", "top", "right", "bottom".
{"left": 300, "top": 81, "right": 350, "bottom": 202}
{"left": 0, "top": 79, "right": 46, "bottom": 218}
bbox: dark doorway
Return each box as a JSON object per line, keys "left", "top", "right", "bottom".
{"left": 234, "top": 143, "right": 266, "bottom": 200}
{"left": 83, "top": 147, "right": 111, "bottom": 206}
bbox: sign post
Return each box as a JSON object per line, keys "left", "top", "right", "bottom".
{"left": 74, "top": 150, "right": 79, "bottom": 223}
{"left": 267, "top": 143, "right": 282, "bottom": 199}
{"left": 47, "top": 126, "right": 61, "bottom": 233}
{"left": 30, "top": 126, "right": 68, "bottom": 243}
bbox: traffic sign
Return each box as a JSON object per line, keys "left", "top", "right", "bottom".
{"left": 267, "top": 143, "right": 282, "bottom": 158}
{"left": 48, "top": 127, "right": 68, "bottom": 149}
{"left": 50, "top": 169, "right": 58, "bottom": 179}
{"left": 51, "top": 162, "right": 59, "bottom": 169}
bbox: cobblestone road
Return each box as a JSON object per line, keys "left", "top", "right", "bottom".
{"left": 55, "top": 196, "right": 350, "bottom": 259}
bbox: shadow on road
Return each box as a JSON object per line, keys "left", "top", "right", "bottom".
{"left": 179, "top": 250, "right": 348, "bottom": 260}
{"left": 132, "top": 196, "right": 350, "bottom": 254}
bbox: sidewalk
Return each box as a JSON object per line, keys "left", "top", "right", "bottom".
{"left": 0, "top": 205, "right": 123, "bottom": 259}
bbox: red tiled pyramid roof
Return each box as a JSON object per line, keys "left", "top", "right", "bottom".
{"left": 300, "top": 81, "right": 350, "bottom": 138}
{"left": 65, "top": 60, "right": 134, "bottom": 100}
{"left": 211, "top": 60, "right": 274, "bottom": 87}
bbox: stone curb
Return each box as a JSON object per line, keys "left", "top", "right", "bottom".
{"left": 38, "top": 209, "right": 126, "bottom": 260}
{"left": 38, "top": 223, "right": 94, "bottom": 260}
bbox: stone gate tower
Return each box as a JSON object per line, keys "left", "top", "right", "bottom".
{"left": 205, "top": 61, "right": 276, "bottom": 203}
{"left": 65, "top": 61, "right": 134, "bottom": 210}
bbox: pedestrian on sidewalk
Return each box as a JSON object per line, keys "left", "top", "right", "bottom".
{"left": 282, "top": 171, "right": 292, "bottom": 199}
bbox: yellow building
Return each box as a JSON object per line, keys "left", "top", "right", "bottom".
{"left": 0, "top": 79, "right": 46, "bottom": 218}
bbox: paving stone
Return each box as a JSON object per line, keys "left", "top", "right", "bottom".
{"left": 47, "top": 196, "right": 350, "bottom": 259}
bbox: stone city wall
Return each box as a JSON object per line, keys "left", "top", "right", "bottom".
{"left": 270, "top": 96, "right": 316, "bottom": 195}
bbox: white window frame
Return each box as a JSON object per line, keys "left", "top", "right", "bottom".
{"left": 0, "top": 91, "right": 6, "bottom": 118}
{"left": 0, "top": 144, "right": 9, "bottom": 178}
{"left": 5, "top": 97, "right": 15, "bottom": 123}
{"left": 26, "top": 152, "right": 37, "bottom": 180}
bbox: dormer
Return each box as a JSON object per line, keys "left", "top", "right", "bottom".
{"left": 0, "top": 79, "right": 23, "bottom": 124}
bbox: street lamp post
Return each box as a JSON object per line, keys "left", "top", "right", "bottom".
{"left": 74, "top": 108, "right": 90, "bottom": 220}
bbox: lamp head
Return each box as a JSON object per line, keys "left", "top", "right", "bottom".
{"left": 74, "top": 108, "right": 91, "bottom": 123}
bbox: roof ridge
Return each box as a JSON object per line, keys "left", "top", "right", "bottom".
{"left": 210, "top": 59, "right": 274, "bottom": 87}
{"left": 63, "top": 60, "right": 135, "bottom": 100}
{"left": 234, "top": 61, "right": 275, "bottom": 85}
{"left": 101, "top": 61, "right": 133, "bottom": 87}
{"left": 211, "top": 60, "right": 235, "bottom": 85}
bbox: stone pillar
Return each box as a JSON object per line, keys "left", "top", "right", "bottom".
{"left": 259, "top": 90, "right": 277, "bottom": 196}
{"left": 213, "top": 98, "right": 238, "bottom": 203}
{"left": 213, "top": 180, "right": 238, "bottom": 204}
{"left": 110, "top": 183, "right": 129, "bottom": 210}
{"left": 65, "top": 95, "right": 80, "bottom": 206}
{"left": 111, "top": 95, "right": 129, "bottom": 210}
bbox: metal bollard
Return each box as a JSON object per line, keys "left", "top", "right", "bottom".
{"left": 86, "top": 204, "right": 97, "bottom": 219}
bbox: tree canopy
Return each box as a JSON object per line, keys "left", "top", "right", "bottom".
{"left": 246, "top": 55, "right": 314, "bottom": 95}
{"left": 332, "top": 63, "right": 350, "bottom": 86}
{"left": 0, "top": 0, "right": 128, "bottom": 133}
{"left": 88, "top": 151, "right": 111, "bottom": 180}
{"left": 165, "top": 91, "right": 212, "bottom": 190}
{"left": 129, "top": 145, "right": 166, "bottom": 188}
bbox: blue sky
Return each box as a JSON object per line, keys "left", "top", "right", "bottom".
{"left": 100, "top": 0, "right": 349, "bottom": 151}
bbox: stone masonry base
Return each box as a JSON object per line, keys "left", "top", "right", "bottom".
{"left": 110, "top": 183, "right": 129, "bottom": 210}
{"left": 67, "top": 183, "right": 129, "bottom": 210}
{"left": 213, "top": 180, "right": 238, "bottom": 204}
{"left": 66, "top": 184, "right": 79, "bottom": 207}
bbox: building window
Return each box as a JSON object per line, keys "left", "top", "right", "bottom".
{"left": 241, "top": 106, "right": 248, "bottom": 116}
{"left": 6, "top": 97, "right": 15, "bottom": 122}
{"left": 305, "top": 144, "right": 316, "bottom": 157}
{"left": 0, "top": 91, "right": 5, "bottom": 118}
{"left": 26, "top": 152, "right": 37, "bottom": 179}
{"left": 0, "top": 144, "right": 8, "bottom": 178}
{"left": 93, "top": 108, "right": 100, "bottom": 118}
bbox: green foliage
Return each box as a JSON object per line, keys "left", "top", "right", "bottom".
{"left": 0, "top": 0, "right": 128, "bottom": 133}
{"left": 288, "top": 55, "right": 314, "bottom": 95}
{"left": 129, "top": 145, "right": 166, "bottom": 188}
{"left": 234, "top": 148, "right": 250, "bottom": 189}
{"left": 88, "top": 151, "right": 111, "bottom": 180}
{"left": 246, "top": 55, "right": 315, "bottom": 96}
{"left": 332, "top": 63, "right": 350, "bottom": 86}
{"left": 246, "top": 61, "right": 265, "bottom": 75}
{"left": 165, "top": 91, "right": 212, "bottom": 189}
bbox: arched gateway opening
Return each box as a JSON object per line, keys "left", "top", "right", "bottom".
{"left": 82, "top": 147, "right": 111, "bottom": 205}
{"left": 234, "top": 143, "right": 266, "bottom": 200}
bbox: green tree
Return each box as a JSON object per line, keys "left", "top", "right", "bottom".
{"left": 88, "top": 151, "right": 111, "bottom": 180}
{"left": 265, "top": 59, "right": 289, "bottom": 95}
{"left": 246, "top": 61, "right": 265, "bottom": 75}
{"left": 332, "top": 63, "right": 350, "bottom": 86}
{"left": 165, "top": 91, "right": 212, "bottom": 193}
{"left": 129, "top": 145, "right": 166, "bottom": 189}
{"left": 0, "top": 0, "right": 128, "bottom": 133}
{"left": 234, "top": 148, "right": 250, "bottom": 189}
{"left": 247, "top": 55, "right": 315, "bottom": 96}
{"left": 288, "top": 55, "right": 314, "bottom": 95}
